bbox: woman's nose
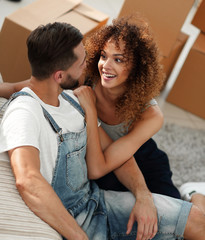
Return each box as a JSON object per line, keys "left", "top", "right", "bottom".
{"left": 103, "top": 58, "right": 112, "bottom": 69}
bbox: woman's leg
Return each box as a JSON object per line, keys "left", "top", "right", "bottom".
{"left": 95, "top": 138, "right": 180, "bottom": 198}
{"left": 134, "top": 138, "right": 181, "bottom": 199}
{"left": 95, "top": 171, "right": 128, "bottom": 191}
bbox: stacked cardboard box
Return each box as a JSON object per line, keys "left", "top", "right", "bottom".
{"left": 160, "top": 32, "right": 189, "bottom": 87}
{"left": 118, "top": 0, "right": 194, "bottom": 82}
{"left": 0, "top": 0, "right": 109, "bottom": 83}
{"left": 167, "top": 0, "right": 205, "bottom": 119}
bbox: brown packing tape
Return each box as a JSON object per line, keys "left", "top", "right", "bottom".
{"left": 57, "top": 11, "right": 98, "bottom": 36}
{"left": 74, "top": 3, "right": 109, "bottom": 22}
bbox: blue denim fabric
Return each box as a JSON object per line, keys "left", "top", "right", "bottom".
{"left": 8, "top": 91, "right": 193, "bottom": 240}
{"left": 104, "top": 191, "right": 192, "bottom": 240}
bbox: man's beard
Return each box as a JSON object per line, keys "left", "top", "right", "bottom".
{"left": 60, "top": 74, "right": 79, "bottom": 90}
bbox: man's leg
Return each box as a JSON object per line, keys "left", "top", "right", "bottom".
{"left": 104, "top": 190, "right": 193, "bottom": 240}
{"left": 191, "top": 194, "right": 205, "bottom": 214}
{"left": 183, "top": 204, "right": 205, "bottom": 240}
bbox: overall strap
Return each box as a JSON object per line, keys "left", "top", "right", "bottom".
{"left": 8, "top": 91, "right": 63, "bottom": 137}
{"left": 0, "top": 92, "right": 28, "bottom": 114}
{"left": 61, "top": 91, "right": 85, "bottom": 117}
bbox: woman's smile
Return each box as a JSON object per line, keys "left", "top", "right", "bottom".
{"left": 98, "top": 39, "right": 131, "bottom": 89}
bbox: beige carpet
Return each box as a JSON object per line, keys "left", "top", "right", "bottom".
{"left": 153, "top": 123, "right": 205, "bottom": 188}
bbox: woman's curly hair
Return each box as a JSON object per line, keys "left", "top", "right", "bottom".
{"left": 85, "top": 13, "right": 165, "bottom": 126}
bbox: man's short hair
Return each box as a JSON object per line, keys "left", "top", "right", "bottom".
{"left": 27, "top": 22, "right": 83, "bottom": 79}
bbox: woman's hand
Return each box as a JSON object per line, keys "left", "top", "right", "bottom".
{"left": 74, "top": 86, "right": 96, "bottom": 115}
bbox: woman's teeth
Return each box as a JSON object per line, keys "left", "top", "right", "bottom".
{"left": 103, "top": 73, "right": 116, "bottom": 78}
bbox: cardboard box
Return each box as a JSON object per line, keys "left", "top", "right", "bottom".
{"left": 118, "top": 0, "right": 194, "bottom": 58}
{"left": 0, "top": 0, "right": 108, "bottom": 83}
{"left": 160, "top": 32, "right": 189, "bottom": 86}
{"left": 192, "top": 0, "right": 205, "bottom": 33}
{"left": 167, "top": 33, "right": 205, "bottom": 119}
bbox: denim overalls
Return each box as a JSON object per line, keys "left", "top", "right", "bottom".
{"left": 4, "top": 91, "right": 192, "bottom": 240}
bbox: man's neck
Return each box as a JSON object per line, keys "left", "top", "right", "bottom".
{"left": 28, "top": 77, "right": 62, "bottom": 107}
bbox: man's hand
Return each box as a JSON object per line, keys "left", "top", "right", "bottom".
{"left": 126, "top": 192, "right": 158, "bottom": 240}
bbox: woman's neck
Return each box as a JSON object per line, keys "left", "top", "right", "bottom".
{"left": 95, "top": 82, "right": 124, "bottom": 125}
{"left": 97, "top": 82, "right": 124, "bottom": 104}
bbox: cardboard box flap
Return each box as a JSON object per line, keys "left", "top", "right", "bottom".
{"left": 7, "top": 9, "right": 45, "bottom": 30}
{"left": 193, "top": 33, "right": 205, "bottom": 53}
{"left": 5, "top": 0, "right": 82, "bottom": 31}
{"left": 74, "top": 3, "right": 109, "bottom": 23}
{"left": 23, "top": 0, "right": 81, "bottom": 20}
{"left": 192, "top": 0, "right": 205, "bottom": 32}
{"left": 57, "top": 11, "right": 98, "bottom": 35}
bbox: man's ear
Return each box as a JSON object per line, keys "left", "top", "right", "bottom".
{"left": 54, "top": 70, "right": 64, "bottom": 84}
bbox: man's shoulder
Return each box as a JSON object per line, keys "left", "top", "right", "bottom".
{"left": 8, "top": 89, "right": 42, "bottom": 115}
{"left": 62, "top": 90, "right": 80, "bottom": 104}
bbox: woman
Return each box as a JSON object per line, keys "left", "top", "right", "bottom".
{"left": 0, "top": 14, "right": 180, "bottom": 199}
{"left": 84, "top": 14, "right": 180, "bottom": 198}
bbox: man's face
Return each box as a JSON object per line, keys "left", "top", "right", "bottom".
{"left": 60, "top": 42, "right": 86, "bottom": 90}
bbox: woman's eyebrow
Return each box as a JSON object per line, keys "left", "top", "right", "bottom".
{"left": 113, "top": 53, "right": 124, "bottom": 57}
{"left": 101, "top": 50, "right": 124, "bottom": 57}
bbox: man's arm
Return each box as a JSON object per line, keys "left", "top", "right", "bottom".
{"left": 0, "top": 80, "right": 29, "bottom": 99}
{"left": 9, "top": 146, "right": 88, "bottom": 240}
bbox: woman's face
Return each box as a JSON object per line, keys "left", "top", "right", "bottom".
{"left": 98, "top": 39, "right": 132, "bottom": 90}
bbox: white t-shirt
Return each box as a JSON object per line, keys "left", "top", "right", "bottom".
{"left": 0, "top": 87, "right": 84, "bottom": 184}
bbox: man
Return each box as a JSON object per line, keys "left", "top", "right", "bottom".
{"left": 0, "top": 22, "right": 205, "bottom": 240}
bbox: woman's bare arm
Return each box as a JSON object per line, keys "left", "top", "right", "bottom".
{"left": 0, "top": 80, "right": 30, "bottom": 99}
{"left": 74, "top": 85, "right": 163, "bottom": 179}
